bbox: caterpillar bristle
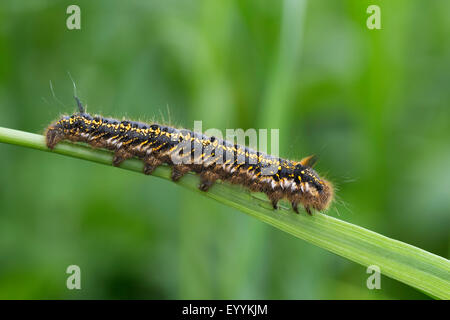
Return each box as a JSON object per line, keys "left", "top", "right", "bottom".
{"left": 45, "top": 110, "right": 334, "bottom": 214}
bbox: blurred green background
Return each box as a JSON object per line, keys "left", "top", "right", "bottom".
{"left": 0, "top": 0, "right": 448, "bottom": 299}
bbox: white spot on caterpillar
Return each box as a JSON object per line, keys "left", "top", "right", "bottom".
{"left": 285, "top": 180, "right": 293, "bottom": 189}
{"left": 304, "top": 183, "right": 310, "bottom": 192}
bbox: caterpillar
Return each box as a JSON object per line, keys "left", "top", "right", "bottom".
{"left": 45, "top": 98, "right": 333, "bottom": 214}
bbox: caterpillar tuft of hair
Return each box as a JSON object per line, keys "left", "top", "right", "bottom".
{"left": 45, "top": 98, "right": 334, "bottom": 215}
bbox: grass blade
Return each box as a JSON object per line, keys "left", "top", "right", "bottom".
{"left": 0, "top": 126, "right": 449, "bottom": 299}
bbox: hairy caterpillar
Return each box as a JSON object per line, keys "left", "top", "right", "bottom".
{"left": 45, "top": 98, "right": 333, "bottom": 214}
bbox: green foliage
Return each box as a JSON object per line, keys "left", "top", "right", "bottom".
{"left": 0, "top": 0, "right": 449, "bottom": 299}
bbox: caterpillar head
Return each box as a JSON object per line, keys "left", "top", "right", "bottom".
{"left": 294, "top": 155, "right": 334, "bottom": 212}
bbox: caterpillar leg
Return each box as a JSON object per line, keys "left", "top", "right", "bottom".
{"left": 143, "top": 156, "right": 162, "bottom": 175}
{"left": 45, "top": 128, "right": 65, "bottom": 149}
{"left": 198, "top": 172, "right": 218, "bottom": 191}
{"left": 291, "top": 201, "right": 299, "bottom": 214}
{"left": 304, "top": 206, "right": 312, "bottom": 215}
{"left": 171, "top": 165, "right": 190, "bottom": 182}
{"left": 270, "top": 199, "right": 278, "bottom": 210}
{"left": 267, "top": 191, "right": 283, "bottom": 210}
{"left": 112, "top": 148, "right": 133, "bottom": 167}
